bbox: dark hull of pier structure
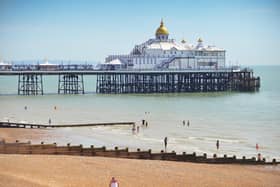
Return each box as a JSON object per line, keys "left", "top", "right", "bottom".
{"left": 96, "top": 71, "right": 260, "bottom": 94}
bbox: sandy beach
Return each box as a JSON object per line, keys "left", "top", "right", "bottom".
{"left": 0, "top": 128, "right": 280, "bottom": 187}
{"left": 0, "top": 128, "right": 50, "bottom": 143}
{"left": 0, "top": 154, "right": 279, "bottom": 187}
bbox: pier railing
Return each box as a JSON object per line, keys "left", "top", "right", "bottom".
{"left": 0, "top": 140, "right": 278, "bottom": 165}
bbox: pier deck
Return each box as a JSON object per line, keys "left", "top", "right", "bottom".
{"left": 0, "top": 69, "right": 244, "bottom": 76}
{"left": 0, "top": 121, "right": 135, "bottom": 129}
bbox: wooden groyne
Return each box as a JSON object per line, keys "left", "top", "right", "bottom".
{"left": 0, "top": 140, "right": 278, "bottom": 165}
{"left": 0, "top": 121, "right": 135, "bottom": 129}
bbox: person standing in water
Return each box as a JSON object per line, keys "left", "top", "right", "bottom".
{"left": 164, "top": 137, "right": 168, "bottom": 152}
{"left": 256, "top": 143, "right": 259, "bottom": 151}
{"left": 216, "top": 140, "right": 220, "bottom": 150}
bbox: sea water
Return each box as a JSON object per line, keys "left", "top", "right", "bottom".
{"left": 0, "top": 66, "right": 279, "bottom": 160}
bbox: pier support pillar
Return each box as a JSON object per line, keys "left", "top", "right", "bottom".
{"left": 58, "top": 73, "right": 84, "bottom": 94}
{"left": 18, "top": 73, "right": 43, "bottom": 95}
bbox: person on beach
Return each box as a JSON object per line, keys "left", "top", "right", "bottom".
{"left": 164, "top": 137, "right": 168, "bottom": 152}
{"left": 48, "top": 118, "right": 51, "bottom": 125}
{"left": 183, "top": 120, "right": 185, "bottom": 126}
{"left": 216, "top": 140, "right": 219, "bottom": 150}
{"left": 257, "top": 153, "right": 262, "bottom": 161}
{"left": 132, "top": 124, "right": 136, "bottom": 133}
{"left": 187, "top": 120, "right": 190, "bottom": 127}
{"left": 24, "top": 106, "right": 27, "bottom": 110}
{"left": 145, "top": 121, "right": 148, "bottom": 127}
{"left": 109, "top": 177, "right": 119, "bottom": 187}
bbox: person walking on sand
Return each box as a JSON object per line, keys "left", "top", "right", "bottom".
{"left": 216, "top": 140, "right": 220, "bottom": 150}
{"left": 187, "top": 120, "right": 190, "bottom": 127}
{"left": 132, "top": 124, "right": 136, "bottom": 133}
{"left": 164, "top": 137, "right": 168, "bottom": 152}
{"left": 183, "top": 120, "right": 185, "bottom": 126}
{"left": 48, "top": 118, "right": 52, "bottom": 125}
{"left": 109, "top": 177, "right": 119, "bottom": 187}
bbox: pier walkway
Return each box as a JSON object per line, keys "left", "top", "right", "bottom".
{"left": 0, "top": 121, "right": 135, "bottom": 129}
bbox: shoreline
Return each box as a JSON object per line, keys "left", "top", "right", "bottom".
{"left": 0, "top": 128, "right": 279, "bottom": 162}
{"left": 1, "top": 124, "right": 280, "bottom": 186}
{"left": 0, "top": 128, "right": 279, "bottom": 165}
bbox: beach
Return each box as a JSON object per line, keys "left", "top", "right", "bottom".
{"left": 0, "top": 128, "right": 280, "bottom": 187}
{"left": 0, "top": 128, "right": 50, "bottom": 143}
{"left": 0, "top": 154, "right": 279, "bottom": 187}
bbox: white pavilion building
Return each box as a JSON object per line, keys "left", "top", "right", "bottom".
{"left": 104, "top": 20, "right": 226, "bottom": 70}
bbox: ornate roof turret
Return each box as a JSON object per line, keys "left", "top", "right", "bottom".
{"left": 155, "top": 19, "right": 169, "bottom": 36}
{"left": 197, "top": 37, "right": 203, "bottom": 43}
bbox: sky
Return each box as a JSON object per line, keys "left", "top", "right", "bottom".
{"left": 0, "top": 0, "right": 279, "bottom": 65}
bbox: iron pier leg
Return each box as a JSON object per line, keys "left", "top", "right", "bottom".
{"left": 18, "top": 73, "right": 43, "bottom": 95}
{"left": 58, "top": 73, "right": 85, "bottom": 94}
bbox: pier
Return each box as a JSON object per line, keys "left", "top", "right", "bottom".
{"left": 0, "top": 68, "right": 260, "bottom": 95}
{"left": 0, "top": 140, "right": 278, "bottom": 165}
{"left": 0, "top": 121, "right": 135, "bottom": 129}
{"left": 96, "top": 70, "right": 260, "bottom": 93}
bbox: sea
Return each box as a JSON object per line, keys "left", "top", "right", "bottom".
{"left": 0, "top": 65, "right": 279, "bottom": 161}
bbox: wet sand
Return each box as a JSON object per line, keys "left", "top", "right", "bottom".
{"left": 0, "top": 154, "right": 279, "bottom": 187}
{"left": 0, "top": 128, "right": 50, "bottom": 143}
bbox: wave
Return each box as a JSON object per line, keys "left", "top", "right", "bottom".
{"left": 186, "top": 136, "right": 243, "bottom": 143}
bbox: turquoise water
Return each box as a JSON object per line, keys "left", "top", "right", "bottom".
{"left": 0, "top": 66, "right": 279, "bottom": 160}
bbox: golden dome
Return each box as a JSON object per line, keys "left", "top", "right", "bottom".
{"left": 155, "top": 19, "right": 169, "bottom": 35}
